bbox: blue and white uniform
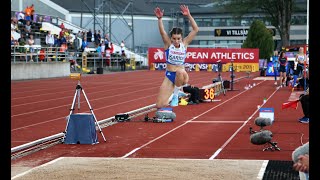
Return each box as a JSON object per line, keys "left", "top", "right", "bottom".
{"left": 164, "top": 43, "right": 187, "bottom": 84}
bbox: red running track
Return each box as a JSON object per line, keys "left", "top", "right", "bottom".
{"left": 11, "top": 70, "right": 308, "bottom": 167}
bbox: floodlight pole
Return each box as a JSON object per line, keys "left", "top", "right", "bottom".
{"left": 306, "top": 0, "right": 309, "bottom": 45}
{"left": 131, "top": 0, "right": 134, "bottom": 50}
{"left": 109, "top": 0, "right": 112, "bottom": 42}
{"left": 93, "top": 0, "right": 96, "bottom": 32}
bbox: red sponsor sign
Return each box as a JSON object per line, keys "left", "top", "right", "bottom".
{"left": 148, "top": 47, "right": 259, "bottom": 66}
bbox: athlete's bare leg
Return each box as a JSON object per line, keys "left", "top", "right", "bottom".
{"left": 156, "top": 77, "right": 175, "bottom": 108}
{"left": 175, "top": 68, "right": 189, "bottom": 86}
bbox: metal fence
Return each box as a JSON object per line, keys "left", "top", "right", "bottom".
{"left": 11, "top": 45, "right": 148, "bottom": 73}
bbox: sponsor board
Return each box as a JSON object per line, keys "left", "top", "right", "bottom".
{"left": 151, "top": 62, "right": 258, "bottom": 72}
{"left": 148, "top": 47, "right": 259, "bottom": 72}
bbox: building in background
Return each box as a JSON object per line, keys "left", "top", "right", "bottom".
{"left": 11, "top": 0, "right": 308, "bottom": 54}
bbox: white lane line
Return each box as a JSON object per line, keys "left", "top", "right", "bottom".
{"left": 122, "top": 80, "right": 266, "bottom": 158}
{"left": 257, "top": 160, "right": 269, "bottom": 179}
{"left": 11, "top": 75, "right": 208, "bottom": 117}
{"left": 11, "top": 76, "right": 211, "bottom": 131}
{"left": 188, "top": 121, "right": 245, "bottom": 123}
{"left": 208, "top": 82, "right": 280, "bottom": 160}
{"left": 11, "top": 157, "right": 65, "bottom": 180}
{"left": 121, "top": 148, "right": 141, "bottom": 159}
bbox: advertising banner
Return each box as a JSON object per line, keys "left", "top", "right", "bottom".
{"left": 148, "top": 47, "right": 259, "bottom": 72}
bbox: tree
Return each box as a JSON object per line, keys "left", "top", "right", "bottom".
{"left": 215, "top": 0, "right": 304, "bottom": 48}
{"left": 243, "top": 20, "right": 274, "bottom": 60}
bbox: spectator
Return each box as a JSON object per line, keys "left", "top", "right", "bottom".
{"left": 24, "top": 20, "right": 32, "bottom": 37}
{"left": 120, "top": 40, "right": 125, "bottom": 51}
{"left": 87, "top": 29, "right": 92, "bottom": 42}
{"left": 104, "top": 34, "right": 110, "bottom": 49}
{"left": 101, "top": 40, "right": 106, "bottom": 55}
{"left": 45, "top": 31, "right": 54, "bottom": 51}
{"left": 18, "top": 33, "right": 27, "bottom": 60}
{"left": 100, "top": 41, "right": 105, "bottom": 58}
{"left": 82, "top": 31, "right": 86, "bottom": 40}
{"left": 120, "top": 50, "right": 126, "bottom": 71}
{"left": 77, "top": 31, "right": 83, "bottom": 39}
{"left": 30, "top": 4, "right": 35, "bottom": 22}
{"left": 97, "top": 30, "right": 102, "bottom": 42}
{"left": 292, "top": 47, "right": 307, "bottom": 89}
{"left": 81, "top": 37, "right": 88, "bottom": 51}
{"left": 24, "top": 6, "right": 32, "bottom": 22}
{"left": 38, "top": 16, "right": 43, "bottom": 23}
{"left": 68, "top": 52, "right": 79, "bottom": 72}
{"left": 59, "top": 27, "right": 65, "bottom": 39}
{"left": 74, "top": 34, "right": 82, "bottom": 51}
{"left": 11, "top": 35, "right": 14, "bottom": 46}
{"left": 54, "top": 34, "right": 61, "bottom": 50}
{"left": 96, "top": 43, "right": 102, "bottom": 54}
{"left": 109, "top": 42, "right": 114, "bottom": 54}
{"left": 17, "top": 11, "right": 25, "bottom": 24}
{"left": 298, "top": 77, "right": 309, "bottom": 91}
{"left": 298, "top": 87, "right": 309, "bottom": 123}
{"left": 94, "top": 30, "right": 99, "bottom": 45}
{"left": 11, "top": 34, "right": 19, "bottom": 47}
{"left": 27, "top": 34, "right": 35, "bottom": 61}
{"left": 59, "top": 35, "right": 67, "bottom": 52}
{"left": 271, "top": 50, "right": 279, "bottom": 85}
{"left": 60, "top": 23, "right": 65, "bottom": 29}
{"left": 11, "top": 18, "right": 19, "bottom": 33}
{"left": 278, "top": 51, "right": 288, "bottom": 87}
{"left": 38, "top": 48, "right": 46, "bottom": 62}
{"left": 105, "top": 48, "right": 111, "bottom": 67}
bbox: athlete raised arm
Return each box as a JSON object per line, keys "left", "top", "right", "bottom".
{"left": 154, "top": 5, "right": 199, "bottom": 108}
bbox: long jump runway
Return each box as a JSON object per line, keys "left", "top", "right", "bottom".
{"left": 11, "top": 70, "right": 308, "bottom": 179}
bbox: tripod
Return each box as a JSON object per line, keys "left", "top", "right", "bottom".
{"left": 263, "top": 141, "right": 281, "bottom": 151}
{"left": 229, "top": 60, "right": 239, "bottom": 91}
{"left": 217, "top": 71, "right": 226, "bottom": 96}
{"left": 62, "top": 80, "right": 106, "bottom": 143}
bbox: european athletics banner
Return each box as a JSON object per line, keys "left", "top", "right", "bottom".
{"left": 148, "top": 48, "right": 259, "bottom": 71}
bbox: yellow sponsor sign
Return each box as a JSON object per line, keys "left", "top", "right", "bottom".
{"left": 222, "top": 63, "right": 259, "bottom": 72}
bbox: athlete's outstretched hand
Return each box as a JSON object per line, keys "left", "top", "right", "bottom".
{"left": 154, "top": 7, "right": 164, "bottom": 19}
{"left": 180, "top": 5, "right": 190, "bottom": 16}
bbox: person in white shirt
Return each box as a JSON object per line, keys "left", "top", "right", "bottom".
{"left": 120, "top": 40, "right": 125, "bottom": 51}
{"left": 45, "top": 31, "right": 54, "bottom": 46}
{"left": 17, "top": 11, "right": 25, "bottom": 24}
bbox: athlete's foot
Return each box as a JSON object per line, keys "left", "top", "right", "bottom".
{"left": 170, "top": 94, "right": 179, "bottom": 107}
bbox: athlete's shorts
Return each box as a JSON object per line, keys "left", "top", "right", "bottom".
{"left": 279, "top": 65, "right": 286, "bottom": 73}
{"left": 165, "top": 70, "right": 176, "bottom": 84}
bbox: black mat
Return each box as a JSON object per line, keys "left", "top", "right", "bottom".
{"left": 262, "top": 160, "right": 300, "bottom": 180}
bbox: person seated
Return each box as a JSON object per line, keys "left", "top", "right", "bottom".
{"left": 17, "top": 11, "right": 25, "bottom": 25}
{"left": 23, "top": 20, "right": 32, "bottom": 37}
{"left": 182, "top": 84, "right": 201, "bottom": 105}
